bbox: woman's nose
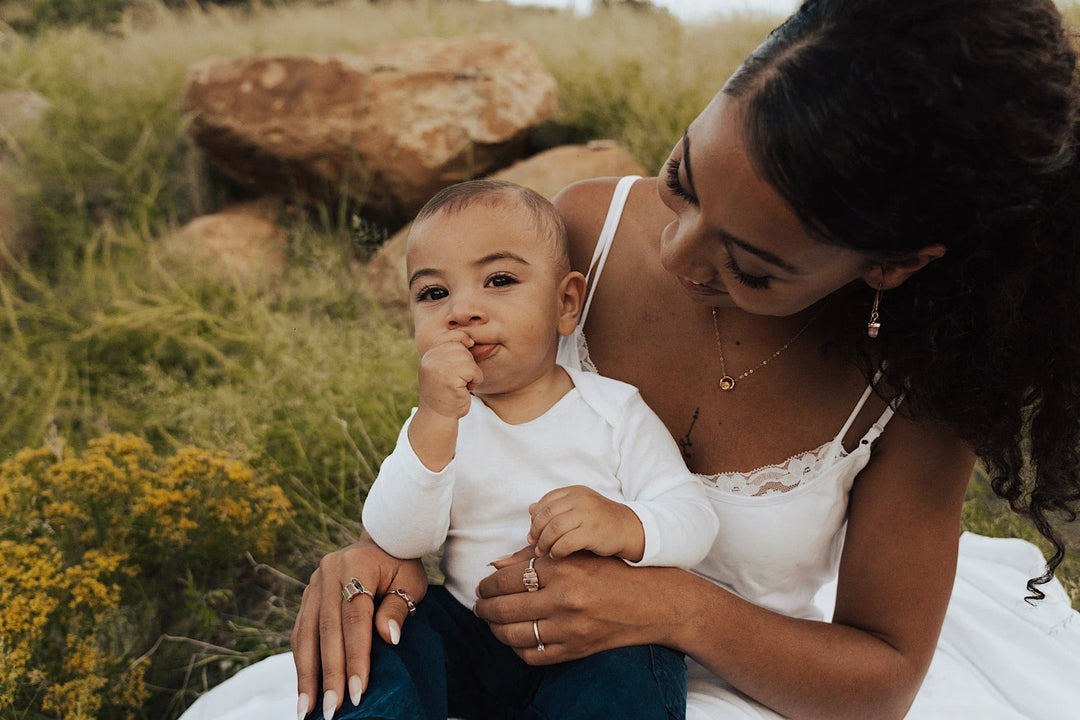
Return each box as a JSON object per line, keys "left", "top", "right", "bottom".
{"left": 662, "top": 219, "right": 711, "bottom": 279}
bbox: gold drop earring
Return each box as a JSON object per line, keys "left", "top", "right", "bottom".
{"left": 867, "top": 282, "right": 883, "bottom": 338}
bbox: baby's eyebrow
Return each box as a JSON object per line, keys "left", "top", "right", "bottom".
{"left": 407, "top": 267, "right": 439, "bottom": 287}
{"left": 407, "top": 251, "right": 531, "bottom": 287}
{"left": 474, "top": 251, "right": 530, "bottom": 267}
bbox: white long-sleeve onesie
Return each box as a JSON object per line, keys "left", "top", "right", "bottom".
{"left": 362, "top": 365, "right": 719, "bottom": 607}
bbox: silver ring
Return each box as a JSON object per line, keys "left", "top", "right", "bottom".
{"left": 533, "top": 619, "right": 545, "bottom": 652}
{"left": 341, "top": 577, "right": 374, "bottom": 602}
{"left": 392, "top": 588, "right": 417, "bottom": 616}
{"left": 522, "top": 557, "right": 539, "bottom": 593}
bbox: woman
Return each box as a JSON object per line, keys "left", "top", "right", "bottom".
{"left": 185, "top": 1, "right": 1080, "bottom": 718}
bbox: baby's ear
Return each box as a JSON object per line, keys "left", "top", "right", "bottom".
{"left": 862, "top": 244, "right": 947, "bottom": 290}
{"left": 557, "top": 271, "right": 587, "bottom": 336}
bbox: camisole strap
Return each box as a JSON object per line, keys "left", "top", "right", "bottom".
{"left": 833, "top": 371, "right": 901, "bottom": 449}
{"left": 580, "top": 176, "right": 641, "bottom": 326}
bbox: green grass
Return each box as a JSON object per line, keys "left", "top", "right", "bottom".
{"left": 0, "top": 1, "right": 1077, "bottom": 717}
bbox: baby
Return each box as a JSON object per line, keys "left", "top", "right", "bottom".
{"left": 327, "top": 179, "right": 718, "bottom": 720}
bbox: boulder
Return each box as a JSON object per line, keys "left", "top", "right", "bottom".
{"left": 183, "top": 36, "right": 558, "bottom": 228}
{"left": 0, "top": 89, "right": 51, "bottom": 157}
{"left": 364, "top": 141, "right": 648, "bottom": 317}
{"left": 0, "top": 89, "right": 50, "bottom": 271}
{"left": 160, "top": 200, "right": 287, "bottom": 289}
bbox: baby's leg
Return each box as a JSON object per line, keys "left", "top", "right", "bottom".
{"left": 315, "top": 584, "right": 539, "bottom": 720}
{"left": 527, "top": 645, "right": 687, "bottom": 720}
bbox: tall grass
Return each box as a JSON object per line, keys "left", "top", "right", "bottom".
{"left": 0, "top": 1, "right": 1078, "bottom": 716}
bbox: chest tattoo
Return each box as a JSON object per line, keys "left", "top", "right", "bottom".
{"left": 677, "top": 407, "right": 700, "bottom": 461}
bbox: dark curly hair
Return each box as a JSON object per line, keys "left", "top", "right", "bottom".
{"left": 724, "top": 0, "right": 1080, "bottom": 599}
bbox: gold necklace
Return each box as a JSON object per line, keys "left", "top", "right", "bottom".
{"left": 710, "top": 306, "right": 822, "bottom": 391}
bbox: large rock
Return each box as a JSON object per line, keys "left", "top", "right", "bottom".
{"left": 0, "top": 89, "right": 50, "bottom": 271}
{"left": 183, "top": 36, "right": 558, "bottom": 228}
{"left": 365, "top": 141, "right": 648, "bottom": 318}
{"left": 0, "top": 89, "right": 51, "bottom": 155}
{"left": 160, "top": 200, "right": 287, "bottom": 289}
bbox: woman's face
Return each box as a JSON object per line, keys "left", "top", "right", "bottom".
{"left": 658, "top": 91, "right": 875, "bottom": 317}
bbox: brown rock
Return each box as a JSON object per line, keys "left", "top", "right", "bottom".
{"left": 365, "top": 141, "right": 648, "bottom": 318}
{"left": 183, "top": 36, "right": 558, "bottom": 228}
{"left": 0, "top": 90, "right": 50, "bottom": 271}
{"left": 0, "top": 89, "right": 51, "bottom": 151}
{"left": 161, "top": 200, "right": 287, "bottom": 288}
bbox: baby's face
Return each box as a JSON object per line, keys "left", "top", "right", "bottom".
{"left": 406, "top": 203, "right": 573, "bottom": 397}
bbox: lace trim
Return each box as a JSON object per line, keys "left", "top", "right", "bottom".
{"left": 573, "top": 327, "right": 599, "bottom": 374}
{"left": 575, "top": 327, "right": 852, "bottom": 496}
{"left": 698, "top": 440, "right": 846, "bottom": 496}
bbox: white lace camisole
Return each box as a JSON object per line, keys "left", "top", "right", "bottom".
{"left": 556, "top": 175, "right": 896, "bottom": 621}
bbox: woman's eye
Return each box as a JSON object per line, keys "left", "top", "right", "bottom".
{"left": 725, "top": 256, "right": 772, "bottom": 290}
{"left": 416, "top": 285, "right": 448, "bottom": 302}
{"left": 486, "top": 274, "right": 517, "bottom": 288}
{"left": 664, "top": 158, "right": 698, "bottom": 205}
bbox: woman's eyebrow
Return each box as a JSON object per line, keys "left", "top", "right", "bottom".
{"left": 723, "top": 232, "right": 803, "bottom": 275}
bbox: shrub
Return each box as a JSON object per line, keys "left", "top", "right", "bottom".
{"left": 0, "top": 433, "right": 291, "bottom": 720}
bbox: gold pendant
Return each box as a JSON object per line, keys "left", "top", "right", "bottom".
{"left": 718, "top": 375, "right": 736, "bottom": 391}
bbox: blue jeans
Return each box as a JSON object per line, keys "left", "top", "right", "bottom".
{"left": 308, "top": 585, "right": 686, "bottom": 720}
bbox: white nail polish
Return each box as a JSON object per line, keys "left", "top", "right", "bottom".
{"left": 348, "top": 675, "right": 364, "bottom": 706}
{"left": 388, "top": 619, "right": 401, "bottom": 645}
{"left": 296, "top": 693, "right": 310, "bottom": 720}
{"left": 322, "top": 690, "right": 338, "bottom": 720}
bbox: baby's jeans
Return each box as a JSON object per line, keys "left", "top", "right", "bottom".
{"left": 308, "top": 584, "right": 686, "bottom": 720}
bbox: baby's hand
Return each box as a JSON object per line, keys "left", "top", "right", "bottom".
{"left": 417, "top": 329, "right": 483, "bottom": 420}
{"left": 527, "top": 485, "right": 645, "bottom": 562}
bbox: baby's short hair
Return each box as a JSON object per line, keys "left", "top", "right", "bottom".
{"left": 413, "top": 179, "right": 570, "bottom": 273}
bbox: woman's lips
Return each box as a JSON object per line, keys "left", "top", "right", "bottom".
{"left": 469, "top": 343, "right": 497, "bottom": 361}
{"left": 678, "top": 276, "right": 728, "bottom": 297}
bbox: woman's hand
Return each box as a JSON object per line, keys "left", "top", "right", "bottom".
{"left": 291, "top": 533, "right": 428, "bottom": 720}
{"left": 474, "top": 548, "right": 687, "bottom": 665}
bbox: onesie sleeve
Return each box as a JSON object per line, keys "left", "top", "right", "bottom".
{"left": 613, "top": 393, "right": 719, "bottom": 569}
{"left": 361, "top": 409, "right": 456, "bottom": 559}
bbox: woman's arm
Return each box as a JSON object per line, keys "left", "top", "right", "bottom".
{"left": 475, "top": 413, "right": 975, "bottom": 720}
{"left": 291, "top": 532, "right": 429, "bottom": 720}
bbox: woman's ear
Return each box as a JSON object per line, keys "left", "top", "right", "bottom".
{"left": 862, "top": 244, "right": 947, "bottom": 290}
{"left": 557, "top": 271, "right": 587, "bottom": 336}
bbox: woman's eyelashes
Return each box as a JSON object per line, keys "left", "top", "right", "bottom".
{"left": 664, "top": 158, "right": 698, "bottom": 205}
{"left": 724, "top": 255, "right": 772, "bottom": 290}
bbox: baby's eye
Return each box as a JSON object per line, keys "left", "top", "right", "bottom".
{"left": 486, "top": 274, "right": 517, "bottom": 288}
{"left": 415, "top": 285, "right": 448, "bottom": 302}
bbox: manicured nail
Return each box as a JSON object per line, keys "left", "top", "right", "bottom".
{"left": 388, "top": 619, "right": 401, "bottom": 645}
{"left": 322, "top": 690, "right": 338, "bottom": 720}
{"left": 348, "top": 675, "right": 364, "bottom": 706}
{"left": 296, "top": 693, "right": 310, "bottom": 720}
{"left": 489, "top": 554, "right": 514, "bottom": 566}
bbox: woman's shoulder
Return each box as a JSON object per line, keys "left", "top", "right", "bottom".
{"left": 553, "top": 176, "right": 660, "bottom": 275}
